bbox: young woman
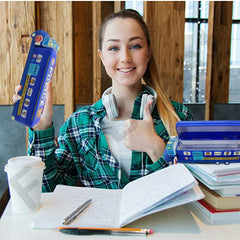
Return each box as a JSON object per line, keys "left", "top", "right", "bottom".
{"left": 13, "top": 9, "right": 193, "bottom": 192}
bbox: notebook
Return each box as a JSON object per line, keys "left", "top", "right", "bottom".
{"left": 32, "top": 164, "right": 204, "bottom": 229}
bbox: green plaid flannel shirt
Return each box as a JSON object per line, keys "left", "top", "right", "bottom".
{"left": 28, "top": 89, "right": 193, "bottom": 192}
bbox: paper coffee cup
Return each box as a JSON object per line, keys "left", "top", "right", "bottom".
{"left": 4, "top": 156, "right": 45, "bottom": 214}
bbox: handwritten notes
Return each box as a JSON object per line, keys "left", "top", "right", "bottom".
{"left": 32, "top": 164, "right": 203, "bottom": 229}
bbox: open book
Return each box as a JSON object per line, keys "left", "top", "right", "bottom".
{"left": 32, "top": 164, "right": 204, "bottom": 229}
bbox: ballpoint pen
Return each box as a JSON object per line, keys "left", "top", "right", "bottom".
{"left": 62, "top": 199, "right": 92, "bottom": 225}
{"left": 59, "top": 227, "right": 154, "bottom": 236}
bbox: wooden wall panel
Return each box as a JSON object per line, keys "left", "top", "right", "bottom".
{"left": 114, "top": 1, "right": 125, "bottom": 12}
{"left": 100, "top": 2, "right": 114, "bottom": 95}
{"left": 0, "top": 1, "right": 35, "bottom": 105}
{"left": 145, "top": 1, "right": 185, "bottom": 102}
{"left": 38, "top": 1, "right": 74, "bottom": 119}
{"left": 205, "top": 1, "right": 232, "bottom": 120}
{"left": 92, "top": 1, "right": 102, "bottom": 104}
{"left": 73, "top": 2, "right": 93, "bottom": 105}
{"left": 92, "top": 1, "right": 114, "bottom": 103}
{"left": 0, "top": 1, "right": 235, "bottom": 121}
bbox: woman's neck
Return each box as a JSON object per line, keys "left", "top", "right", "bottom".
{"left": 111, "top": 83, "right": 144, "bottom": 120}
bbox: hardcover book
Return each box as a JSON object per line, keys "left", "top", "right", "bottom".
{"left": 199, "top": 182, "right": 240, "bottom": 210}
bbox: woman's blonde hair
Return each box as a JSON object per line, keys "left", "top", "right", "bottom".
{"left": 99, "top": 9, "right": 180, "bottom": 136}
{"left": 143, "top": 55, "right": 180, "bottom": 136}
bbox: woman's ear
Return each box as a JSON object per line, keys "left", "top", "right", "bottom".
{"left": 98, "top": 49, "right": 104, "bottom": 64}
{"left": 148, "top": 46, "right": 152, "bottom": 61}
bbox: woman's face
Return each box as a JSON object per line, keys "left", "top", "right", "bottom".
{"left": 98, "top": 17, "right": 151, "bottom": 88}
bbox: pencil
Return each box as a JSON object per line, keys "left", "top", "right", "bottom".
{"left": 59, "top": 227, "right": 154, "bottom": 236}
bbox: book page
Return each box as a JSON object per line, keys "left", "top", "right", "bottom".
{"left": 32, "top": 185, "right": 122, "bottom": 229}
{"left": 121, "top": 185, "right": 204, "bottom": 226}
{"left": 119, "top": 164, "right": 196, "bottom": 226}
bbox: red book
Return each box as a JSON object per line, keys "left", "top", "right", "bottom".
{"left": 198, "top": 199, "right": 240, "bottom": 213}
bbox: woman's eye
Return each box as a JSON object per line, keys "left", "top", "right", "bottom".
{"left": 108, "top": 46, "right": 119, "bottom": 51}
{"left": 130, "top": 44, "right": 141, "bottom": 50}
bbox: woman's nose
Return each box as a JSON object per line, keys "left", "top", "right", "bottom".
{"left": 120, "top": 48, "right": 132, "bottom": 63}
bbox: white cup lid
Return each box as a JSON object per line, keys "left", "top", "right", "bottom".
{"left": 5, "top": 156, "right": 45, "bottom": 171}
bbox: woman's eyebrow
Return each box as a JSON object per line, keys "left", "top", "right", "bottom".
{"left": 107, "top": 39, "right": 120, "bottom": 42}
{"left": 129, "top": 36, "right": 144, "bottom": 42}
{"left": 107, "top": 36, "right": 144, "bottom": 43}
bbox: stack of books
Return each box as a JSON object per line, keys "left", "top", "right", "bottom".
{"left": 185, "top": 163, "right": 240, "bottom": 224}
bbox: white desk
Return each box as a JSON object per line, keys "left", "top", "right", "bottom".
{"left": 0, "top": 193, "right": 239, "bottom": 240}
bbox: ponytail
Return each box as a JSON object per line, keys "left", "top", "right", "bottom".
{"left": 143, "top": 55, "right": 180, "bottom": 136}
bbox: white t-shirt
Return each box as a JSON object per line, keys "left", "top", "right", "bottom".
{"left": 101, "top": 117, "right": 132, "bottom": 179}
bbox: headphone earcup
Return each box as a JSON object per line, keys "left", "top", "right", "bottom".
{"left": 140, "top": 94, "right": 156, "bottom": 119}
{"left": 102, "top": 93, "right": 119, "bottom": 120}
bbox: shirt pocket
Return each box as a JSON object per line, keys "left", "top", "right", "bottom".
{"left": 79, "top": 138, "right": 99, "bottom": 172}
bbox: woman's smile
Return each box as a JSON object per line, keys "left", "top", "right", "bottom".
{"left": 117, "top": 67, "right": 136, "bottom": 73}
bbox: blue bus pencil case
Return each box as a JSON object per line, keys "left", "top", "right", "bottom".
{"left": 12, "top": 30, "right": 59, "bottom": 128}
{"left": 164, "top": 120, "right": 240, "bottom": 165}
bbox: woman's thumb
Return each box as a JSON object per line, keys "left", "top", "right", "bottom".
{"left": 143, "top": 99, "right": 153, "bottom": 122}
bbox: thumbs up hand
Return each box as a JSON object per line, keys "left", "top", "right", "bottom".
{"left": 124, "top": 100, "right": 166, "bottom": 162}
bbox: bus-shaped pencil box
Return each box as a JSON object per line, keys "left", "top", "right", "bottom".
{"left": 12, "top": 30, "right": 59, "bottom": 128}
{"left": 164, "top": 121, "right": 240, "bottom": 165}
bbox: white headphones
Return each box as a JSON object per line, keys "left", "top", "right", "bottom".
{"left": 102, "top": 85, "right": 157, "bottom": 119}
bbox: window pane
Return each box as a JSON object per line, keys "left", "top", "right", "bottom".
{"left": 200, "top": 1, "right": 209, "bottom": 19}
{"left": 185, "top": 1, "right": 199, "bottom": 18}
{"left": 125, "top": 1, "right": 143, "bottom": 15}
{"left": 231, "top": 24, "right": 240, "bottom": 65}
{"left": 184, "top": 1, "right": 209, "bottom": 104}
{"left": 229, "top": 24, "right": 240, "bottom": 103}
{"left": 198, "top": 23, "right": 208, "bottom": 103}
{"left": 184, "top": 23, "right": 198, "bottom": 103}
{"left": 233, "top": 1, "right": 240, "bottom": 20}
{"left": 184, "top": 22, "right": 208, "bottom": 103}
